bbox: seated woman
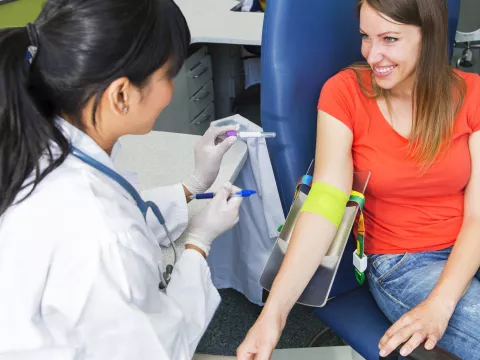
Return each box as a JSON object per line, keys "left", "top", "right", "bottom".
{"left": 237, "top": 0, "right": 480, "bottom": 359}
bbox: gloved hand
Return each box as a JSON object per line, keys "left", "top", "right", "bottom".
{"left": 185, "top": 181, "right": 243, "bottom": 257}
{"left": 182, "top": 125, "right": 239, "bottom": 194}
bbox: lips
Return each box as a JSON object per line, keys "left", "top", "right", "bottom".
{"left": 373, "top": 65, "right": 397, "bottom": 78}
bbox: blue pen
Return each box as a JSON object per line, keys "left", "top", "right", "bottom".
{"left": 189, "top": 189, "right": 257, "bottom": 200}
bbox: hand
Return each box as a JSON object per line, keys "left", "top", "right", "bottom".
{"left": 182, "top": 125, "right": 238, "bottom": 194}
{"left": 184, "top": 182, "right": 243, "bottom": 257}
{"left": 379, "top": 297, "right": 455, "bottom": 358}
{"left": 237, "top": 312, "right": 285, "bottom": 360}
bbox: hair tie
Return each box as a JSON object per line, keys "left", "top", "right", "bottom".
{"left": 25, "top": 23, "right": 39, "bottom": 68}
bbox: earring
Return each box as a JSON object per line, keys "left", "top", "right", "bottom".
{"left": 123, "top": 107, "right": 129, "bottom": 114}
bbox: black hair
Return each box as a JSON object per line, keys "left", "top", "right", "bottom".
{"left": 0, "top": 0, "right": 190, "bottom": 216}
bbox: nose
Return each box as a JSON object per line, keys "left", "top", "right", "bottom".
{"left": 366, "top": 43, "right": 383, "bottom": 66}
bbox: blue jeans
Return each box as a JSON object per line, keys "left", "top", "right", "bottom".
{"left": 367, "top": 247, "right": 480, "bottom": 359}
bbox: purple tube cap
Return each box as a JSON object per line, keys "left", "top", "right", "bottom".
{"left": 225, "top": 130, "right": 238, "bottom": 137}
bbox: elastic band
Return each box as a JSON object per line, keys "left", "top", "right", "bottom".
{"left": 184, "top": 232, "right": 211, "bottom": 257}
{"left": 25, "top": 23, "right": 39, "bottom": 68}
{"left": 182, "top": 174, "right": 209, "bottom": 195}
{"left": 300, "top": 182, "right": 349, "bottom": 228}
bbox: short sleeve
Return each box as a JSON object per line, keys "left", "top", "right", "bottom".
{"left": 318, "top": 71, "right": 356, "bottom": 132}
{"left": 469, "top": 74, "right": 480, "bottom": 133}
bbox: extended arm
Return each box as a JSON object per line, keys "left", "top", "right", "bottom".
{"left": 237, "top": 111, "right": 353, "bottom": 360}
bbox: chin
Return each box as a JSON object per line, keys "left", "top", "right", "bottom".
{"left": 375, "top": 78, "right": 398, "bottom": 90}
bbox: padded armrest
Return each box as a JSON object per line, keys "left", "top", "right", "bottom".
{"left": 380, "top": 343, "right": 461, "bottom": 360}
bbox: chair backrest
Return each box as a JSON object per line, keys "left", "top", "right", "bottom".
{"left": 261, "top": 0, "right": 461, "bottom": 214}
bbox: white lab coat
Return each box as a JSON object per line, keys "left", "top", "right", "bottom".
{"left": 0, "top": 119, "right": 220, "bottom": 360}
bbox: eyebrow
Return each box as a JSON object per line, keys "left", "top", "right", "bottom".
{"left": 359, "top": 29, "right": 401, "bottom": 37}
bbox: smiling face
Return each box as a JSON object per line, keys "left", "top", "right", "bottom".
{"left": 359, "top": 2, "right": 422, "bottom": 93}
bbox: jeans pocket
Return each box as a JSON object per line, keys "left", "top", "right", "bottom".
{"left": 370, "top": 253, "right": 410, "bottom": 284}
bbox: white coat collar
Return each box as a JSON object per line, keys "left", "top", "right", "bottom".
{"left": 56, "top": 116, "right": 119, "bottom": 170}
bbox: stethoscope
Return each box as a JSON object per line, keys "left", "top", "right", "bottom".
{"left": 71, "top": 146, "right": 177, "bottom": 289}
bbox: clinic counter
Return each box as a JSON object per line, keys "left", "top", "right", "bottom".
{"left": 114, "top": 130, "right": 248, "bottom": 266}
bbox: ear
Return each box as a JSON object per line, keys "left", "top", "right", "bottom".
{"left": 106, "top": 77, "right": 132, "bottom": 116}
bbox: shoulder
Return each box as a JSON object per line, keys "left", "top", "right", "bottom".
{"left": 319, "top": 68, "right": 371, "bottom": 113}
{"left": 454, "top": 70, "right": 480, "bottom": 130}
{"left": 454, "top": 69, "right": 480, "bottom": 102}
{"left": 454, "top": 69, "right": 480, "bottom": 87}
{"left": 324, "top": 68, "right": 371, "bottom": 92}
{"left": 323, "top": 68, "right": 364, "bottom": 92}
{"left": 318, "top": 68, "right": 371, "bottom": 132}
{"left": 4, "top": 157, "right": 119, "bottom": 250}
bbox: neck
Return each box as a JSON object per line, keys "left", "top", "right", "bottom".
{"left": 390, "top": 74, "right": 415, "bottom": 100}
{"left": 87, "top": 130, "right": 116, "bottom": 156}
{"left": 62, "top": 113, "right": 117, "bottom": 156}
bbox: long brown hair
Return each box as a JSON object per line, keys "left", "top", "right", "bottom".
{"left": 350, "top": 0, "right": 466, "bottom": 168}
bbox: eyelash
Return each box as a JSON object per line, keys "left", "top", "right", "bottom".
{"left": 360, "top": 34, "right": 398, "bottom": 43}
{"left": 384, "top": 36, "right": 398, "bottom": 43}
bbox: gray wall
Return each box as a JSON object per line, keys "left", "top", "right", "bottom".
{"left": 458, "top": 0, "right": 480, "bottom": 33}
{"left": 453, "top": 0, "right": 480, "bottom": 74}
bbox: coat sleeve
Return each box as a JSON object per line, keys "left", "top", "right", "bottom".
{"left": 141, "top": 183, "right": 189, "bottom": 247}
{"left": 0, "top": 347, "right": 75, "bottom": 360}
{"left": 111, "top": 141, "right": 189, "bottom": 246}
{"left": 37, "top": 205, "right": 220, "bottom": 360}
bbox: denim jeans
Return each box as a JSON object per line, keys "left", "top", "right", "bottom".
{"left": 367, "top": 247, "right": 480, "bottom": 360}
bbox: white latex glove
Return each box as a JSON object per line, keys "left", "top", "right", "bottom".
{"left": 185, "top": 182, "right": 243, "bottom": 257}
{"left": 182, "top": 125, "right": 239, "bottom": 194}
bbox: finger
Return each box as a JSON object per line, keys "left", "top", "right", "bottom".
{"left": 424, "top": 335, "right": 438, "bottom": 350}
{"left": 380, "top": 321, "right": 423, "bottom": 357}
{"left": 256, "top": 345, "right": 275, "bottom": 360}
{"left": 380, "top": 315, "right": 412, "bottom": 345}
{"left": 216, "top": 133, "right": 237, "bottom": 153}
{"left": 227, "top": 185, "right": 244, "bottom": 205}
{"left": 206, "top": 125, "right": 239, "bottom": 140}
{"left": 399, "top": 331, "right": 427, "bottom": 357}
{"left": 231, "top": 185, "right": 242, "bottom": 193}
{"left": 236, "top": 343, "right": 256, "bottom": 360}
{"left": 227, "top": 195, "right": 243, "bottom": 213}
{"left": 212, "top": 182, "right": 232, "bottom": 202}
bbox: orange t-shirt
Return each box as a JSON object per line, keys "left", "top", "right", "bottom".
{"left": 318, "top": 69, "right": 480, "bottom": 254}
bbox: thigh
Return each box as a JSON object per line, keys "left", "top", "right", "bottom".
{"left": 368, "top": 250, "right": 480, "bottom": 359}
{"left": 367, "top": 249, "right": 451, "bottom": 323}
{"left": 435, "top": 278, "right": 480, "bottom": 359}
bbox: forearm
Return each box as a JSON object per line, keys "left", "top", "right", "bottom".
{"left": 166, "top": 249, "right": 221, "bottom": 355}
{"left": 262, "top": 212, "right": 338, "bottom": 322}
{"left": 429, "top": 219, "right": 480, "bottom": 309}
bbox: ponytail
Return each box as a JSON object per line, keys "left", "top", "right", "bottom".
{"left": 0, "top": 27, "right": 69, "bottom": 217}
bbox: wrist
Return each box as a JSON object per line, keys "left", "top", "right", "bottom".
{"left": 182, "top": 174, "right": 209, "bottom": 195}
{"left": 261, "top": 300, "right": 289, "bottom": 328}
{"left": 426, "top": 292, "right": 457, "bottom": 316}
{"left": 185, "top": 244, "right": 206, "bottom": 258}
{"left": 184, "top": 232, "right": 211, "bottom": 257}
{"left": 182, "top": 184, "right": 193, "bottom": 203}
